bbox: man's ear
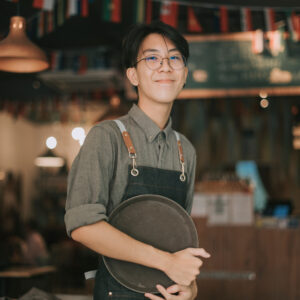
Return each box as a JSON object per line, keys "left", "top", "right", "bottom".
{"left": 184, "top": 66, "right": 188, "bottom": 83}
{"left": 126, "top": 68, "right": 139, "bottom": 86}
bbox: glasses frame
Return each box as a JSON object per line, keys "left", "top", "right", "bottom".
{"left": 134, "top": 54, "right": 186, "bottom": 71}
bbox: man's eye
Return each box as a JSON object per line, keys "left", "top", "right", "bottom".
{"left": 170, "top": 55, "right": 181, "bottom": 61}
{"left": 146, "top": 56, "right": 159, "bottom": 61}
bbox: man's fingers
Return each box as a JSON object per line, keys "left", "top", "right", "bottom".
{"left": 188, "top": 247, "right": 211, "bottom": 258}
{"left": 166, "top": 284, "right": 180, "bottom": 294}
{"left": 145, "top": 285, "right": 170, "bottom": 300}
{"left": 144, "top": 292, "right": 163, "bottom": 300}
{"left": 156, "top": 284, "right": 171, "bottom": 298}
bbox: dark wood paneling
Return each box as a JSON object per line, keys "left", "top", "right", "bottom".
{"left": 193, "top": 218, "right": 300, "bottom": 300}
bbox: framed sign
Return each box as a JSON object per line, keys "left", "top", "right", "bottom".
{"left": 179, "top": 32, "right": 300, "bottom": 98}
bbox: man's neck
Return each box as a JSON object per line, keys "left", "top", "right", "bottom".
{"left": 137, "top": 101, "right": 173, "bottom": 130}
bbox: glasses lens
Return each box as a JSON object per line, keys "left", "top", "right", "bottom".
{"left": 144, "top": 55, "right": 161, "bottom": 70}
{"left": 169, "top": 55, "right": 185, "bottom": 69}
{"left": 143, "top": 54, "right": 186, "bottom": 70}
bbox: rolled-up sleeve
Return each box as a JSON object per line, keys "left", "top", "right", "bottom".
{"left": 65, "top": 125, "right": 115, "bottom": 236}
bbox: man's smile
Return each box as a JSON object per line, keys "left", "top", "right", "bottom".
{"left": 155, "top": 79, "right": 175, "bottom": 84}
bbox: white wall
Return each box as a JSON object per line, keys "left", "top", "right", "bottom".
{"left": 0, "top": 107, "right": 105, "bottom": 219}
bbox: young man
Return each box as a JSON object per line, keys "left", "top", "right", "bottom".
{"left": 65, "top": 21, "right": 210, "bottom": 300}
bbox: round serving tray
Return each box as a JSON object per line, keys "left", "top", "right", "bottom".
{"left": 103, "top": 194, "right": 198, "bottom": 293}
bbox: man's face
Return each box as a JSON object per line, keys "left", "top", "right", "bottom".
{"left": 127, "top": 33, "right": 188, "bottom": 106}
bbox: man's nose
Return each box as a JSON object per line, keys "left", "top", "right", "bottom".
{"left": 158, "top": 58, "right": 171, "bottom": 71}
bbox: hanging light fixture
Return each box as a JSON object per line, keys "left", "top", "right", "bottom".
{"left": 0, "top": 16, "right": 49, "bottom": 73}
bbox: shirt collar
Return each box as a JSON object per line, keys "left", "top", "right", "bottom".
{"left": 128, "top": 104, "right": 173, "bottom": 145}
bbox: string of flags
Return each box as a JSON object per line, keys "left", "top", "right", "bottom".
{"left": 4, "top": 0, "right": 300, "bottom": 57}
{"left": 49, "top": 47, "right": 111, "bottom": 73}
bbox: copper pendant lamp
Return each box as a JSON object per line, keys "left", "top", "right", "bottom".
{"left": 0, "top": 16, "right": 49, "bottom": 73}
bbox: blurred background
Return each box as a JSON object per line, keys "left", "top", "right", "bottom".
{"left": 0, "top": 0, "right": 300, "bottom": 299}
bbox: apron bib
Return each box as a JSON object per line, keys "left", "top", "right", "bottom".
{"left": 94, "top": 120, "right": 188, "bottom": 300}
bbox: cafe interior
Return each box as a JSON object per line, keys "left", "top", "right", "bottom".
{"left": 1, "top": 0, "right": 300, "bottom": 299}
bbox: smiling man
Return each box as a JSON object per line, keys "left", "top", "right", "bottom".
{"left": 65, "top": 21, "right": 210, "bottom": 300}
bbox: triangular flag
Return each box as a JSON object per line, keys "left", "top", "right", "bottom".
{"left": 264, "top": 8, "right": 276, "bottom": 31}
{"left": 241, "top": 8, "right": 253, "bottom": 31}
{"left": 146, "top": 0, "right": 152, "bottom": 24}
{"left": 220, "top": 6, "right": 229, "bottom": 33}
{"left": 287, "top": 11, "right": 298, "bottom": 41}
{"left": 187, "top": 7, "right": 202, "bottom": 32}
{"left": 33, "top": 0, "right": 44, "bottom": 9}
{"left": 102, "top": 0, "right": 111, "bottom": 22}
{"left": 46, "top": 11, "right": 53, "bottom": 33}
{"left": 160, "top": 1, "right": 178, "bottom": 28}
{"left": 37, "top": 11, "right": 45, "bottom": 38}
{"left": 81, "top": 0, "right": 89, "bottom": 17}
{"left": 43, "top": 0, "right": 55, "bottom": 11}
{"left": 57, "top": 0, "right": 65, "bottom": 26}
{"left": 294, "top": 14, "right": 300, "bottom": 42}
{"left": 111, "top": 0, "right": 122, "bottom": 23}
{"left": 68, "top": 0, "right": 78, "bottom": 17}
{"left": 134, "top": 0, "right": 145, "bottom": 24}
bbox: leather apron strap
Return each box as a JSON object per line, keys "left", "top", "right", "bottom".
{"left": 114, "top": 120, "right": 139, "bottom": 177}
{"left": 114, "top": 120, "right": 186, "bottom": 182}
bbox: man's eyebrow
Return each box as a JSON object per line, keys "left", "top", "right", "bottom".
{"left": 142, "top": 49, "right": 160, "bottom": 54}
{"left": 142, "top": 48, "right": 180, "bottom": 55}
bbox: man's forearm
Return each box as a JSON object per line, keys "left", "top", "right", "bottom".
{"left": 71, "top": 220, "right": 209, "bottom": 286}
{"left": 71, "top": 220, "right": 170, "bottom": 271}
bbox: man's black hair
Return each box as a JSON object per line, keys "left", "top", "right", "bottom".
{"left": 122, "top": 21, "right": 189, "bottom": 70}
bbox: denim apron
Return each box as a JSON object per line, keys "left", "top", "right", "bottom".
{"left": 94, "top": 120, "right": 188, "bottom": 300}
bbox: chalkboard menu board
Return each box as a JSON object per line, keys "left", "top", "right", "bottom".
{"left": 180, "top": 32, "right": 300, "bottom": 98}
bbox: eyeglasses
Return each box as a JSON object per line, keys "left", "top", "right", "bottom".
{"left": 135, "top": 54, "right": 186, "bottom": 70}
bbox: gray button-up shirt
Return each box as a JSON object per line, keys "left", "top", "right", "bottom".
{"left": 65, "top": 104, "right": 196, "bottom": 236}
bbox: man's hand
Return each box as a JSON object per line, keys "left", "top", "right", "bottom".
{"left": 163, "top": 248, "right": 210, "bottom": 286}
{"left": 144, "top": 281, "right": 198, "bottom": 300}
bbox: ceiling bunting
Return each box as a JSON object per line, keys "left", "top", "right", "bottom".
{"left": 33, "top": 0, "right": 55, "bottom": 11}
{"left": 146, "top": 0, "right": 153, "bottom": 24}
{"left": 187, "top": 6, "right": 203, "bottom": 32}
{"left": 213, "top": 8, "right": 220, "bottom": 33}
{"left": 46, "top": 11, "right": 54, "bottom": 33}
{"left": 102, "top": 0, "right": 122, "bottom": 23}
{"left": 33, "top": 0, "right": 44, "bottom": 9}
{"left": 168, "top": 0, "right": 300, "bottom": 9}
{"left": 264, "top": 8, "right": 277, "bottom": 31}
{"left": 111, "top": 0, "right": 122, "bottom": 22}
{"left": 219, "top": 6, "right": 229, "bottom": 33}
{"left": 37, "top": 11, "right": 45, "bottom": 38}
{"left": 134, "top": 0, "right": 145, "bottom": 23}
{"left": 57, "top": 0, "right": 65, "bottom": 26}
{"left": 160, "top": 1, "right": 179, "bottom": 28}
{"left": 287, "top": 12, "right": 300, "bottom": 42}
{"left": 81, "top": 0, "right": 89, "bottom": 17}
{"left": 67, "top": 0, "right": 78, "bottom": 17}
{"left": 241, "top": 8, "right": 253, "bottom": 32}
{"left": 43, "top": 0, "right": 55, "bottom": 11}
{"left": 48, "top": 49, "right": 112, "bottom": 72}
